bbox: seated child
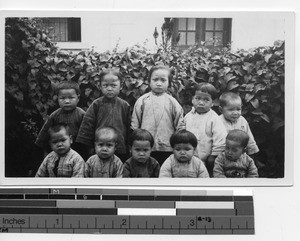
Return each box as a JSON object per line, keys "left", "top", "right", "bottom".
{"left": 85, "top": 126, "right": 123, "bottom": 178}
{"left": 131, "top": 65, "right": 185, "bottom": 165}
{"left": 159, "top": 130, "right": 209, "bottom": 178}
{"left": 123, "top": 129, "right": 160, "bottom": 178}
{"left": 213, "top": 129, "right": 259, "bottom": 178}
{"left": 35, "top": 81, "right": 86, "bottom": 157}
{"left": 76, "top": 68, "right": 131, "bottom": 162}
{"left": 184, "top": 82, "right": 227, "bottom": 177}
{"left": 35, "top": 123, "right": 85, "bottom": 177}
{"left": 219, "top": 92, "right": 259, "bottom": 155}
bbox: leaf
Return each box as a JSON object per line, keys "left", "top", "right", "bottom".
{"left": 250, "top": 98, "right": 259, "bottom": 109}
{"left": 224, "top": 73, "right": 235, "bottom": 83}
{"left": 260, "top": 114, "right": 270, "bottom": 123}
{"left": 245, "top": 93, "right": 254, "bottom": 102}
{"left": 264, "top": 54, "right": 273, "bottom": 63}
{"left": 227, "top": 80, "right": 239, "bottom": 90}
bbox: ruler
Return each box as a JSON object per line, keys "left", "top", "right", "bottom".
{"left": 0, "top": 188, "right": 254, "bottom": 235}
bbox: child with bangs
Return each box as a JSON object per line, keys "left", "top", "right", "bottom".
{"left": 184, "top": 82, "right": 227, "bottom": 177}
{"left": 123, "top": 129, "right": 160, "bottom": 178}
{"left": 159, "top": 130, "right": 209, "bottom": 178}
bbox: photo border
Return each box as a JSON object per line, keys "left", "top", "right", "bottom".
{"left": 0, "top": 10, "right": 294, "bottom": 187}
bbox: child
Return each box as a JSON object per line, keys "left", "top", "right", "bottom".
{"left": 123, "top": 129, "right": 160, "bottom": 178}
{"left": 35, "top": 123, "right": 85, "bottom": 177}
{"left": 184, "top": 82, "right": 227, "bottom": 177}
{"left": 85, "top": 126, "right": 123, "bottom": 177}
{"left": 213, "top": 129, "right": 259, "bottom": 178}
{"left": 159, "top": 130, "right": 209, "bottom": 178}
{"left": 76, "top": 68, "right": 131, "bottom": 162}
{"left": 219, "top": 92, "right": 259, "bottom": 156}
{"left": 131, "top": 65, "right": 185, "bottom": 165}
{"left": 35, "top": 81, "right": 86, "bottom": 156}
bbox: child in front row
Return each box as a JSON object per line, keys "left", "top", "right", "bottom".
{"left": 131, "top": 65, "right": 185, "bottom": 165}
{"left": 213, "top": 129, "right": 259, "bottom": 178}
{"left": 219, "top": 92, "right": 259, "bottom": 156}
{"left": 159, "top": 130, "right": 209, "bottom": 178}
{"left": 35, "top": 81, "right": 86, "bottom": 157}
{"left": 35, "top": 123, "right": 85, "bottom": 177}
{"left": 184, "top": 83, "right": 227, "bottom": 177}
{"left": 85, "top": 126, "right": 123, "bottom": 178}
{"left": 76, "top": 68, "right": 131, "bottom": 162}
{"left": 123, "top": 129, "right": 160, "bottom": 177}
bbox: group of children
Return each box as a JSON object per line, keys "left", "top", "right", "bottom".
{"left": 35, "top": 65, "right": 259, "bottom": 178}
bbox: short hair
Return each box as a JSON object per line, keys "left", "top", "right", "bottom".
{"left": 55, "top": 81, "right": 80, "bottom": 95}
{"left": 95, "top": 126, "right": 118, "bottom": 143}
{"left": 99, "top": 68, "right": 122, "bottom": 84}
{"left": 226, "top": 129, "right": 249, "bottom": 148}
{"left": 128, "top": 129, "right": 154, "bottom": 148}
{"left": 170, "top": 129, "right": 198, "bottom": 149}
{"left": 219, "top": 92, "right": 241, "bottom": 107}
{"left": 48, "top": 123, "right": 70, "bottom": 138}
{"left": 148, "top": 65, "right": 172, "bottom": 83}
{"left": 193, "top": 82, "right": 218, "bottom": 100}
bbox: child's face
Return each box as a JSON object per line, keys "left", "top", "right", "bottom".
{"left": 100, "top": 74, "right": 121, "bottom": 99}
{"left": 225, "top": 139, "right": 245, "bottom": 162}
{"left": 131, "top": 140, "right": 152, "bottom": 164}
{"left": 58, "top": 89, "right": 79, "bottom": 112}
{"left": 192, "top": 90, "right": 213, "bottom": 114}
{"left": 221, "top": 99, "right": 242, "bottom": 122}
{"left": 95, "top": 132, "right": 117, "bottom": 160}
{"left": 173, "top": 143, "right": 195, "bottom": 163}
{"left": 150, "top": 69, "right": 169, "bottom": 95}
{"left": 49, "top": 128, "right": 72, "bottom": 156}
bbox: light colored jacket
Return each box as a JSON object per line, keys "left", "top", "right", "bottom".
{"left": 184, "top": 108, "right": 227, "bottom": 162}
{"left": 131, "top": 92, "right": 185, "bottom": 152}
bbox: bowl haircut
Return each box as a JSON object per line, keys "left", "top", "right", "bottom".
{"left": 55, "top": 81, "right": 81, "bottom": 95}
{"left": 128, "top": 129, "right": 154, "bottom": 148}
{"left": 219, "top": 92, "right": 241, "bottom": 107}
{"left": 193, "top": 82, "right": 218, "bottom": 100}
{"left": 170, "top": 129, "right": 198, "bottom": 149}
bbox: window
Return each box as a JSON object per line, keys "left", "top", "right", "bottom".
{"left": 40, "top": 18, "right": 81, "bottom": 42}
{"left": 173, "top": 18, "right": 232, "bottom": 49}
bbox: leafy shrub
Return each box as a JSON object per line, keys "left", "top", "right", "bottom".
{"left": 5, "top": 18, "right": 284, "bottom": 177}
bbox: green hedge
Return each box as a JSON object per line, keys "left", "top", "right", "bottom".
{"left": 5, "top": 18, "right": 284, "bottom": 177}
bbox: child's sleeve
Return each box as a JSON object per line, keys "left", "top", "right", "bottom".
{"left": 71, "top": 157, "right": 85, "bottom": 178}
{"left": 211, "top": 115, "right": 227, "bottom": 157}
{"left": 197, "top": 160, "right": 210, "bottom": 178}
{"left": 153, "top": 161, "right": 161, "bottom": 178}
{"left": 122, "top": 161, "right": 131, "bottom": 178}
{"left": 213, "top": 154, "right": 227, "bottom": 178}
{"left": 113, "top": 158, "right": 124, "bottom": 178}
{"left": 35, "top": 157, "right": 49, "bottom": 177}
{"left": 158, "top": 157, "right": 173, "bottom": 178}
{"left": 84, "top": 159, "right": 92, "bottom": 178}
{"left": 76, "top": 102, "right": 97, "bottom": 146}
{"left": 246, "top": 156, "right": 259, "bottom": 178}
{"left": 242, "top": 118, "right": 259, "bottom": 155}
{"left": 131, "top": 97, "right": 143, "bottom": 130}
{"left": 172, "top": 99, "right": 185, "bottom": 131}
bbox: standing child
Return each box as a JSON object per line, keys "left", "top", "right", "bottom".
{"left": 35, "top": 81, "right": 86, "bottom": 156}
{"left": 76, "top": 68, "right": 131, "bottom": 162}
{"left": 85, "top": 127, "right": 123, "bottom": 178}
{"left": 35, "top": 123, "right": 85, "bottom": 177}
{"left": 219, "top": 92, "right": 259, "bottom": 156}
{"left": 184, "top": 82, "right": 227, "bottom": 177}
{"left": 123, "top": 129, "right": 160, "bottom": 178}
{"left": 159, "top": 130, "right": 209, "bottom": 178}
{"left": 131, "top": 65, "right": 185, "bottom": 165}
{"left": 213, "top": 129, "right": 259, "bottom": 178}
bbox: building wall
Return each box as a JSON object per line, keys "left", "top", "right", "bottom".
{"left": 56, "top": 13, "right": 286, "bottom": 53}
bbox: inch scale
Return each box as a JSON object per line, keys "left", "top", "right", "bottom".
{"left": 0, "top": 188, "right": 254, "bottom": 235}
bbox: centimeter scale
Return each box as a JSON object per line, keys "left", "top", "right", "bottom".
{"left": 0, "top": 188, "right": 254, "bottom": 235}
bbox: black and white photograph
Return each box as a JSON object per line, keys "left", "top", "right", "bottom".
{"left": 1, "top": 10, "right": 294, "bottom": 186}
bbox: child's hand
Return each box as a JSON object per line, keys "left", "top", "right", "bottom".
{"left": 206, "top": 155, "right": 217, "bottom": 177}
